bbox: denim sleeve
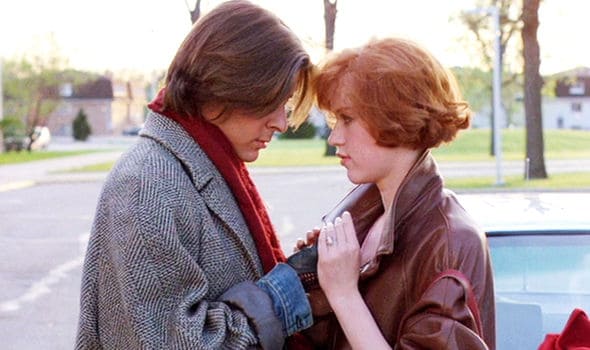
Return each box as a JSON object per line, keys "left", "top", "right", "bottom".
{"left": 256, "top": 263, "right": 313, "bottom": 336}
{"left": 219, "top": 280, "right": 285, "bottom": 350}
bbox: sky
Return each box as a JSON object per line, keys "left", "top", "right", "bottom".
{"left": 0, "top": 0, "right": 588, "bottom": 76}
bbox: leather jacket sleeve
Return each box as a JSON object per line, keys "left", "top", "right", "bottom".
{"left": 397, "top": 275, "right": 489, "bottom": 350}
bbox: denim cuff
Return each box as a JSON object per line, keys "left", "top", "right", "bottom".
{"left": 256, "top": 263, "right": 313, "bottom": 336}
{"left": 220, "top": 281, "right": 284, "bottom": 350}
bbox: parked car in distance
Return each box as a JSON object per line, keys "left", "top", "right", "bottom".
{"left": 457, "top": 191, "right": 590, "bottom": 350}
{"left": 3, "top": 126, "right": 50, "bottom": 151}
{"left": 29, "top": 126, "right": 51, "bottom": 150}
{"left": 122, "top": 124, "right": 144, "bottom": 136}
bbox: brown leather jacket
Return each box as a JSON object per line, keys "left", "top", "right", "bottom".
{"left": 305, "top": 151, "right": 495, "bottom": 349}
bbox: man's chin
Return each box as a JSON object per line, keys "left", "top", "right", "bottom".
{"left": 240, "top": 151, "right": 260, "bottom": 163}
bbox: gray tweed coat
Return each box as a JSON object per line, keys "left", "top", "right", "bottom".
{"left": 75, "top": 111, "right": 284, "bottom": 349}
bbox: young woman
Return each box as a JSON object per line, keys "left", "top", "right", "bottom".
{"left": 308, "top": 38, "right": 496, "bottom": 349}
{"left": 76, "top": 1, "right": 316, "bottom": 349}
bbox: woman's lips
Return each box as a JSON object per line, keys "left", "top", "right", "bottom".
{"left": 336, "top": 152, "right": 351, "bottom": 166}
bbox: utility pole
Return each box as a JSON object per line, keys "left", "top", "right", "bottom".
{"left": 0, "top": 58, "right": 3, "bottom": 122}
{"left": 490, "top": 6, "right": 504, "bottom": 185}
{"left": 0, "top": 59, "right": 4, "bottom": 153}
{"left": 466, "top": 6, "right": 504, "bottom": 185}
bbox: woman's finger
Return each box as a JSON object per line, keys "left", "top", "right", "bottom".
{"left": 341, "top": 211, "right": 358, "bottom": 247}
{"left": 317, "top": 225, "right": 329, "bottom": 256}
{"left": 334, "top": 216, "right": 346, "bottom": 244}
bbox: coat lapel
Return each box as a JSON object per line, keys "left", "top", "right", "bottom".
{"left": 141, "top": 111, "right": 263, "bottom": 275}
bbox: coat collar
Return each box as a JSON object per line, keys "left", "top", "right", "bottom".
{"left": 361, "top": 149, "right": 444, "bottom": 277}
{"left": 140, "top": 111, "right": 264, "bottom": 275}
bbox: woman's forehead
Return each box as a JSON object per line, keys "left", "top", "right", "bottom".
{"left": 329, "top": 75, "right": 356, "bottom": 111}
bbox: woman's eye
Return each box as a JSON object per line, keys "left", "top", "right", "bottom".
{"left": 341, "top": 115, "right": 353, "bottom": 124}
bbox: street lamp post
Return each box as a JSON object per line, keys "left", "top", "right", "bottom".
{"left": 0, "top": 58, "right": 3, "bottom": 123}
{"left": 490, "top": 6, "right": 504, "bottom": 186}
{"left": 467, "top": 6, "right": 504, "bottom": 185}
{"left": 0, "top": 58, "right": 4, "bottom": 153}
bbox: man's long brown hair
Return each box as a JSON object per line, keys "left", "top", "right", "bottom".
{"left": 164, "top": 0, "right": 314, "bottom": 127}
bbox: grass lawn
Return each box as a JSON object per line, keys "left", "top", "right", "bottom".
{"left": 445, "top": 172, "right": 590, "bottom": 191}
{"left": 57, "top": 129, "right": 590, "bottom": 191}
{"left": 0, "top": 150, "right": 99, "bottom": 165}
{"left": 258, "top": 129, "right": 590, "bottom": 165}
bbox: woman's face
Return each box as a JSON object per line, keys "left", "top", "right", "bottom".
{"left": 209, "top": 103, "right": 289, "bottom": 162}
{"left": 327, "top": 81, "right": 411, "bottom": 186}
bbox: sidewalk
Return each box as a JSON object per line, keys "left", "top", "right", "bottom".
{"left": 0, "top": 151, "right": 125, "bottom": 192}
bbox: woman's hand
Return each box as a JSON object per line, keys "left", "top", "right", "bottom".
{"left": 317, "top": 211, "right": 361, "bottom": 302}
{"left": 316, "top": 211, "right": 392, "bottom": 349}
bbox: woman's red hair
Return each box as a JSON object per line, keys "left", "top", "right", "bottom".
{"left": 315, "top": 37, "right": 471, "bottom": 149}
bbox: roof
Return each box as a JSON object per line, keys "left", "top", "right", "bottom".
{"left": 457, "top": 192, "right": 590, "bottom": 233}
{"left": 549, "top": 66, "right": 590, "bottom": 79}
{"left": 69, "top": 77, "right": 113, "bottom": 99}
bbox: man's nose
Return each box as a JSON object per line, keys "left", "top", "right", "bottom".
{"left": 267, "top": 108, "right": 288, "bottom": 133}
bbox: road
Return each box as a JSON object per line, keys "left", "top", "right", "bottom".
{"left": 0, "top": 167, "right": 354, "bottom": 349}
{"left": 1, "top": 138, "right": 589, "bottom": 349}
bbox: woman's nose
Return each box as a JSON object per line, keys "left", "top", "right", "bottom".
{"left": 327, "top": 124, "right": 341, "bottom": 146}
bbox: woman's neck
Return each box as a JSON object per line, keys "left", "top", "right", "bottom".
{"left": 376, "top": 149, "right": 421, "bottom": 213}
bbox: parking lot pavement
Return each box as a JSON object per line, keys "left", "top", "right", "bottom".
{"left": 0, "top": 151, "right": 126, "bottom": 193}
{"left": 0, "top": 136, "right": 140, "bottom": 192}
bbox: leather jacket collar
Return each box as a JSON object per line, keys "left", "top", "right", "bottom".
{"left": 361, "top": 149, "right": 444, "bottom": 278}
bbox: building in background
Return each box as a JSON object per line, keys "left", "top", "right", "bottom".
{"left": 470, "top": 67, "right": 590, "bottom": 131}
{"left": 543, "top": 67, "right": 590, "bottom": 130}
{"left": 47, "top": 74, "right": 147, "bottom": 137}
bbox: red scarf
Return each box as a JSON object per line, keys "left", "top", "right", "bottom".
{"left": 148, "top": 89, "right": 286, "bottom": 273}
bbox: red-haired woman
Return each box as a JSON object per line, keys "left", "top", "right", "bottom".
{"left": 307, "top": 37, "right": 495, "bottom": 349}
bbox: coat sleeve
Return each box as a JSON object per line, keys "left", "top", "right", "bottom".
{"left": 78, "top": 161, "right": 284, "bottom": 349}
{"left": 396, "top": 276, "right": 489, "bottom": 350}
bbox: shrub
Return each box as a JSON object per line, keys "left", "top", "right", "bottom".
{"left": 0, "top": 116, "right": 28, "bottom": 152}
{"left": 0, "top": 115, "right": 26, "bottom": 138}
{"left": 72, "top": 109, "right": 92, "bottom": 141}
{"left": 279, "top": 121, "right": 317, "bottom": 139}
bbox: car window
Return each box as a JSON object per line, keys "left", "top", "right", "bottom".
{"left": 490, "top": 234, "right": 590, "bottom": 293}
{"left": 489, "top": 233, "right": 590, "bottom": 334}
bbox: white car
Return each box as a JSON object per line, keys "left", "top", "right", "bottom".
{"left": 29, "top": 126, "right": 51, "bottom": 150}
{"left": 458, "top": 191, "right": 590, "bottom": 350}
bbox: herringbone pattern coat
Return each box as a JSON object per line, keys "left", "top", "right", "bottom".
{"left": 75, "top": 112, "right": 281, "bottom": 349}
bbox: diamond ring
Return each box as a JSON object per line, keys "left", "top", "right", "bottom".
{"left": 326, "top": 236, "right": 334, "bottom": 246}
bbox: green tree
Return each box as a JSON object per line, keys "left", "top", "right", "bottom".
{"left": 279, "top": 121, "right": 317, "bottom": 139}
{"left": 2, "top": 35, "right": 69, "bottom": 150}
{"left": 457, "top": 0, "right": 523, "bottom": 154}
{"left": 73, "top": 109, "right": 92, "bottom": 141}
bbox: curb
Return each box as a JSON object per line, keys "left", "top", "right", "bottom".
{"left": 0, "top": 181, "right": 37, "bottom": 193}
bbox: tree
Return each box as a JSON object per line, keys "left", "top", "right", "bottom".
{"left": 73, "top": 108, "right": 92, "bottom": 141}
{"left": 323, "top": 0, "right": 338, "bottom": 51}
{"left": 186, "top": 0, "right": 202, "bottom": 24}
{"left": 322, "top": 0, "right": 338, "bottom": 156}
{"left": 522, "top": 0, "right": 546, "bottom": 178}
{"left": 458, "top": 0, "right": 522, "bottom": 155}
{"left": 2, "top": 35, "right": 68, "bottom": 151}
